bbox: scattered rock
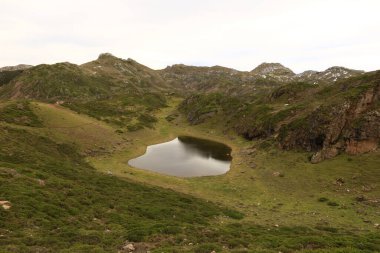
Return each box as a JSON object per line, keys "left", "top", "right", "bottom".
{"left": 311, "top": 147, "right": 339, "bottom": 164}
{"left": 272, "top": 171, "right": 284, "bottom": 177}
{"left": 361, "top": 185, "right": 373, "bottom": 192}
{"left": 241, "top": 147, "right": 256, "bottom": 156}
{"left": 37, "top": 179, "right": 45, "bottom": 186}
{"left": 123, "top": 243, "right": 135, "bottom": 251}
{"left": 374, "top": 223, "right": 379, "bottom": 228}
{"left": 335, "top": 178, "right": 345, "bottom": 186}
{"left": 0, "top": 201, "right": 11, "bottom": 210}
{"left": 355, "top": 195, "right": 367, "bottom": 202}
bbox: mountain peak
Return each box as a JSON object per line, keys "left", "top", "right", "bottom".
{"left": 97, "top": 52, "right": 119, "bottom": 60}
{"left": 251, "top": 62, "right": 295, "bottom": 76}
{"left": 0, "top": 64, "right": 32, "bottom": 72}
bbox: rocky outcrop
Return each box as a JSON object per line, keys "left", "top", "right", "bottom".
{"left": 279, "top": 75, "right": 380, "bottom": 162}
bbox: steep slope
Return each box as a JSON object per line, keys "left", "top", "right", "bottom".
{"left": 179, "top": 71, "right": 379, "bottom": 161}
{"left": 279, "top": 71, "right": 380, "bottom": 162}
{"left": 0, "top": 70, "right": 25, "bottom": 87}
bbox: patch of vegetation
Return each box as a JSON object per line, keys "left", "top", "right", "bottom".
{"left": 127, "top": 123, "right": 144, "bottom": 132}
{"left": 195, "top": 243, "right": 222, "bottom": 253}
{"left": 318, "top": 197, "right": 329, "bottom": 202}
{"left": 0, "top": 63, "right": 113, "bottom": 101}
{"left": 65, "top": 93, "right": 164, "bottom": 128}
{"left": 222, "top": 208, "right": 244, "bottom": 220}
{"left": 0, "top": 100, "right": 43, "bottom": 127}
{"left": 0, "top": 70, "right": 24, "bottom": 86}
{"left": 270, "top": 81, "right": 315, "bottom": 101}
{"left": 138, "top": 113, "right": 157, "bottom": 128}
{"left": 327, "top": 201, "right": 339, "bottom": 207}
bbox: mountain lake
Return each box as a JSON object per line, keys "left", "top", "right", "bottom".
{"left": 128, "top": 136, "right": 232, "bottom": 177}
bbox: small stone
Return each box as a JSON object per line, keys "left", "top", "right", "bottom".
{"left": 0, "top": 201, "right": 11, "bottom": 210}
{"left": 355, "top": 195, "right": 367, "bottom": 202}
{"left": 335, "top": 178, "right": 345, "bottom": 185}
{"left": 123, "top": 243, "right": 135, "bottom": 251}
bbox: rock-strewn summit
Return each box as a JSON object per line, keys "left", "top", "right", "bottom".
{"left": 250, "top": 62, "right": 295, "bottom": 82}
{"left": 295, "top": 66, "right": 364, "bottom": 84}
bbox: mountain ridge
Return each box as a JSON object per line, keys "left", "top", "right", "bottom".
{"left": 0, "top": 53, "right": 377, "bottom": 162}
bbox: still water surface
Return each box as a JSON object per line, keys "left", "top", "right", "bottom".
{"left": 128, "top": 136, "right": 232, "bottom": 177}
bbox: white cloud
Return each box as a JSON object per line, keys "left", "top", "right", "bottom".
{"left": 0, "top": 0, "right": 379, "bottom": 73}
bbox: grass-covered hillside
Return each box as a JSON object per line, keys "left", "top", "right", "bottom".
{"left": 0, "top": 54, "right": 172, "bottom": 129}
{"left": 0, "top": 54, "right": 379, "bottom": 252}
{"left": 0, "top": 102, "right": 245, "bottom": 253}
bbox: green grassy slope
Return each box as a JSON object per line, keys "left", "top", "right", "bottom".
{"left": 0, "top": 118, "right": 244, "bottom": 252}
{"left": 0, "top": 55, "right": 171, "bottom": 129}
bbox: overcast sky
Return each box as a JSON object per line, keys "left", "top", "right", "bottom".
{"left": 1, "top": 0, "right": 379, "bottom": 73}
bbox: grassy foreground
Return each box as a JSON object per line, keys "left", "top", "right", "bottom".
{"left": 0, "top": 98, "right": 379, "bottom": 252}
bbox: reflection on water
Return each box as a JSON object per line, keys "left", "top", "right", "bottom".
{"left": 128, "top": 136, "right": 232, "bottom": 177}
